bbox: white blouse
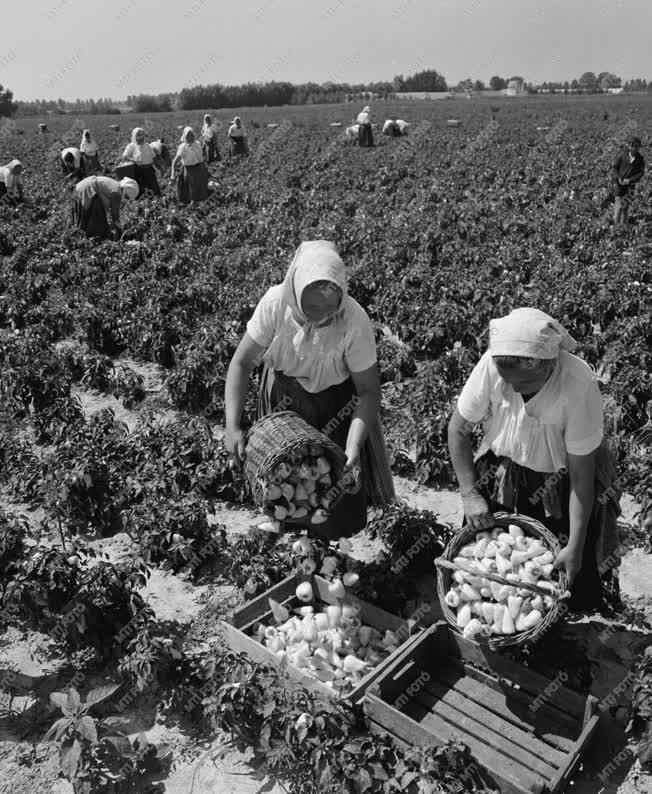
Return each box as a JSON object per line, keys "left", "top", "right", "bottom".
{"left": 62, "top": 148, "right": 82, "bottom": 168}
{"left": 175, "top": 141, "right": 204, "bottom": 166}
{"left": 121, "top": 142, "right": 154, "bottom": 165}
{"left": 0, "top": 164, "right": 22, "bottom": 189}
{"left": 246, "top": 285, "right": 377, "bottom": 393}
{"left": 457, "top": 350, "right": 604, "bottom": 473}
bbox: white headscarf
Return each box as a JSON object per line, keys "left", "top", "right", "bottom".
{"left": 120, "top": 177, "right": 139, "bottom": 200}
{"left": 131, "top": 127, "right": 145, "bottom": 144}
{"left": 280, "top": 240, "right": 350, "bottom": 347}
{"left": 2, "top": 159, "right": 22, "bottom": 188}
{"left": 489, "top": 308, "right": 578, "bottom": 359}
{"left": 179, "top": 126, "right": 194, "bottom": 144}
{"left": 80, "top": 129, "right": 97, "bottom": 155}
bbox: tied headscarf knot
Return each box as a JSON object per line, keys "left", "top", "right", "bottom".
{"left": 489, "top": 307, "right": 577, "bottom": 359}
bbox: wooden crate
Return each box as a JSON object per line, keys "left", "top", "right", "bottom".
{"left": 364, "top": 623, "right": 599, "bottom": 794}
{"left": 447, "top": 119, "right": 463, "bottom": 127}
{"left": 222, "top": 574, "right": 422, "bottom": 703}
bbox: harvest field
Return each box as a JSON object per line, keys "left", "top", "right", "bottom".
{"left": 0, "top": 96, "right": 651, "bottom": 793}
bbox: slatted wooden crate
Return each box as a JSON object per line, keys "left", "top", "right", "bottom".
{"left": 222, "top": 573, "right": 422, "bottom": 703}
{"left": 364, "top": 623, "right": 599, "bottom": 794}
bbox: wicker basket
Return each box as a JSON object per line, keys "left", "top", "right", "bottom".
{"left": 243, "top": 410, "right": 350, "bottom": 526}
{"left": 435, "top": 512, "right": 569, "bottom": 650}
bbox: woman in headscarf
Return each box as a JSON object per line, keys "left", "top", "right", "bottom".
{"left": 201, "top": 114, "right": 219, "bottom": 163}
{"left": 382, "top": 118, "right": 400, "bottom": 137}
{"left": 116, "top": 127, "right": 161, "bottom": 197}
{"left": 80, "top": 129, "right": 101, "bottom": 175}
{"left": 72, "top": 175, "right": 139, "bottom": 239}
{"left": 447, "top": 308, "right": 621, "bottom": 612}
{"left": 171, "top": 127, "right": 209, "bottom": 204}
{"left": 61, "top": 147, "right": 85, "bottom": 182}
{"left": 356, "top": 105, "right": 374, "bottom": 147}
{"left": 0, "top": 160, "right": 24, "bottom": 204}
{"left": 224, "top": 240, "right": 395, "bottom": 540}
{"left": 227, "top": 116, "right": 249, "bottom": 157}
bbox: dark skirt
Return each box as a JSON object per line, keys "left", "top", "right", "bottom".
{"left": 229, "top": 136, "right": 248, "bottom": 156}
{"left": 203, "top": 138, "right": 219, "bottom": 163}
{"left": 82, "top": 153, "right": 100, "bottom": 175}
{"left": 71, "top": 195, "right": 110, "bottom": 239}
{"left": 133, "top": 163, "right": 160, "bottom": 197}
{"left": 358, "top": 123, "right": 374, "bottom": 147}
{"left": 177, "top": 162, "right": 209, "bottom": 204}
{"left": 474, "top": 447, "right": 621, "bottom": 612}
{"left": 257, "top": 368, "right": 395, "bottom": 540}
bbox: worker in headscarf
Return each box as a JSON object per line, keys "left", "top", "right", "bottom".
{"left": 227, "top": 116, "right": 249, "bottom": 157}
{"left": 61, "top": 147, "right": 85, "bottom": 182}
{"left": 447, "top": 308, "right": 621, "bottom": 612}
{"left": 224, "top": 240, "right": 395, "bottom": 540}
{"left": 171, "top": 126, "right": 209, "bottom": 204}
{"left": 80, "top": 129, "right": 101, "bottom": 175}
{"left": 72, "top": 175, "right": 139, "bottom": 239}
{"left": 201, "top": 114, "right": 220, "bottom": 163}
{"left": 356, "top": 105, "right": 374, "bottom": 147}
{"left": 116, "top": 127, "right": 161, "bottom": 196}
{"left": 0, "top": 159, "right": 24, "bottom": 204}
{"left": 396, "top": 119, "right": 409, "bottom": 136}
{"left": 382, "top": 118, "right": 400, "bottom": 137}
{"left": 149, "top": 139, "right": 171, "bottom": 177}
{"left": 611, "top": 135, "right": 645, "bottom": 227}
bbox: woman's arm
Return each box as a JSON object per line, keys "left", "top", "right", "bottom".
{"left": 448, "top": 407, "right": 494, "bottom": 530}
{"left": 346, "top": 365, "right": 381, "bottom": 467}
{"left": 554, "top": 450, "right": 596, "bottom": 585}
{"left": 224, "top": 332, "right": 266, "bottom": 468}
{"left": 170, "top": 154, "right": 180, "bottom": 174}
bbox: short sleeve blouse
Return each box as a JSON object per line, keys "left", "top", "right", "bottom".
{"left": 176, "top": 141, "right": 204, "bottom": 166}
{"left": 456, "top": 350, "right": 604, "bottom": 472}
{"left": 122, "top": 142, "right": 154, "bottom": 165}
{"left": 246, "top": 285, "right": 377, "bottom": 393}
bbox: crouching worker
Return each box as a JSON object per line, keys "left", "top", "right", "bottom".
{"left": 72, "top": 175, "right": 139, "bottom": 239}
{"left": 61, "top": 147, "right": 85, "bottom": 182}
{"left": 224, "top": 240, "right": 395, "bottom": 540}
{"left": 0, "top": 159, "right": 24, "bottom": 204}
{"left": 447, "top": 307, "right": 621, "bottom": 612}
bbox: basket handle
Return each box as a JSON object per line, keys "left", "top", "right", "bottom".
{"left": 434, "top": 557, "right": 569, "bottom": 600}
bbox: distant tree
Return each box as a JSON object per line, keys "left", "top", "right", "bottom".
{"left": 563, "top": 80, "right": 570, "bottom": 90}
{"left": 489, "top": 75, "right": 507, "bottom": 91}
{"left": 579, "top": 71, "right": 598, "bottom": 91}
{"left": 402, "top": 69, "right": 447, "bottom": 92}
{"left": 0, "top": 85, "right": 18, "bottom": 117}
{"left": 600, "top": 73, "right": 622, "bottom": 89}
{"left": 473, "top": 79, "right": 486, "bottom": 91}
{"left": 509, "top": 75, "right": 524, "bottom": 83}
{"left": 570, "top": 78, "right": 580, "bottom": 90}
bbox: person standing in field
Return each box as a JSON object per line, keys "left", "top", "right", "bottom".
{"left": 80, "top": 129, "right": 101, "bottom": 175}
{"left": 0, "top": 159, "right": 25, "bottom": 204}
{"left": 61, "top": 147, "right": 85, "bottom": 182}
{"left": 224, "top": 240, "right": 395, "bottom": 540}
{"left": 117, "top": 127, "right": 161, "bottom": 197}
{"left": 356, "top": 105, "right": 374, "bottom": 147}
{"left": 447, "top": 307, "right": 621, "bottom": 612}
{"left": 72, "top": 175, "right": 139, "bottom": 239}
{"left": 611, "top": 135, "right": 645, "bottom": 227}
{"left": 201, "top": 114, "right": 220, "bottom": 163}
{"left": 227, "top": 116, "right": 249, "bottom": 157}
{"left": 171, "top": 126, "right": 209, "bottom": 204}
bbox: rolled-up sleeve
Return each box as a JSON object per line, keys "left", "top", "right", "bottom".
{"left": 344, "top": 310, "right": 377, "bottom": 373}
{"left": 246, "top": 288, "right": 279, "bottom": 349}
{"left": 457, "top": 352, "right": 492, "bottom": 424}
{"left": 564, "top": 378, "right": 604, "bottom": 455}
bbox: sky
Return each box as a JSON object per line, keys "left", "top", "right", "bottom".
{"left": 3, "top": 0, "right": 651, "bottom": 101}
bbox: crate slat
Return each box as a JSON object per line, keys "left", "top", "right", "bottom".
{"left": 436, "top": 663, "right": 576, "bottom": 753}
{"left": 421, "top": 676, "right": 567, "bottom": 769}
{"left": 365, "top": 693, "right": 544, "bottom": 794}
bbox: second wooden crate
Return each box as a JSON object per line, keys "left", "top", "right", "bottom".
{"left": 365, "top": 623, "right": 599, "bottom": 794}
{"left": 222, "top": 573, "right": 422, "bottom": 703}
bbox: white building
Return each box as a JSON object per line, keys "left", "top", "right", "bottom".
{"left": 505, "top": 78, "right": 526, "bottom": 96}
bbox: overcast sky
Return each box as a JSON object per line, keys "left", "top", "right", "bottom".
{"left": 4, "top": 0, "right": 651, "bottom": 101}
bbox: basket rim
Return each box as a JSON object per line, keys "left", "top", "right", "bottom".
{"left": 436, "top": 513, "right": 569, "bottom": 650}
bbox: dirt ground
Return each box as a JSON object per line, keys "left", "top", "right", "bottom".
{"left": 1, "top": 379, "right": 651, "bottom": 794}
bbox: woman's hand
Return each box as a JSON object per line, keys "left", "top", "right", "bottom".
{"left": 460, "top": 488, "right": 494, "bottom": 531}
{"left": 225, "top": 425, "right": 247, "bottom": 470}
{"left": 553, "top": 543, "right": 583, "bottom": 586}
{"left": 342, "top": 446, "right": 362, "bottom": 493}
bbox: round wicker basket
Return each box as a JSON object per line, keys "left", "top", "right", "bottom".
{"left": 243, "top": 410, "right": 349, "bottom": 526}
{"left": 435, "top": 512, "right": 569, "bottom": 650}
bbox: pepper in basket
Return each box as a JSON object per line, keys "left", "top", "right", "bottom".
{"left": 447, "top": 307, "right": 622, "bottom": 613}
{"left": 224, "top": 240, "right": 395, "bottom": 540}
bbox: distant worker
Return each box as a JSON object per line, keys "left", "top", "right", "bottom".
{"left": 227, "top": 116, "right": 249, "bottom": 157}
{"left": 345, "top": 123, "right": 360, "bottom": 140}
{"left": 611, "top": 135, "right": 645, "bottom": 227}
{"left": 396, "top": 119, "right": 409, "bottom": 136}
{"left": 72, "top": 175, "right": 139, "bottom": 239}
{"left": 382, "top": 118, "right": 400, "bottom": 137}
{"left": 0, "top": 159, "right": 24, "bottom": 204}
{"left": 149, "top": 139, "right": 171, "bottom": 177}
{"left": 171, "top": 126, "right": 209, "bottom": 204}
{"left": 61, "top": 147, "right": 85, "bottom": 182}
{"left": 80, "top": 129, "right": 101, "bottom": 175}
{"left": 116, "top": 127, "right": 161, "bottom": 197}
{"left": 356, "top": 105, "right": 374, "bottom": 147}
{"left": 201, "top": 114, "right": 220, "bottom": 163}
